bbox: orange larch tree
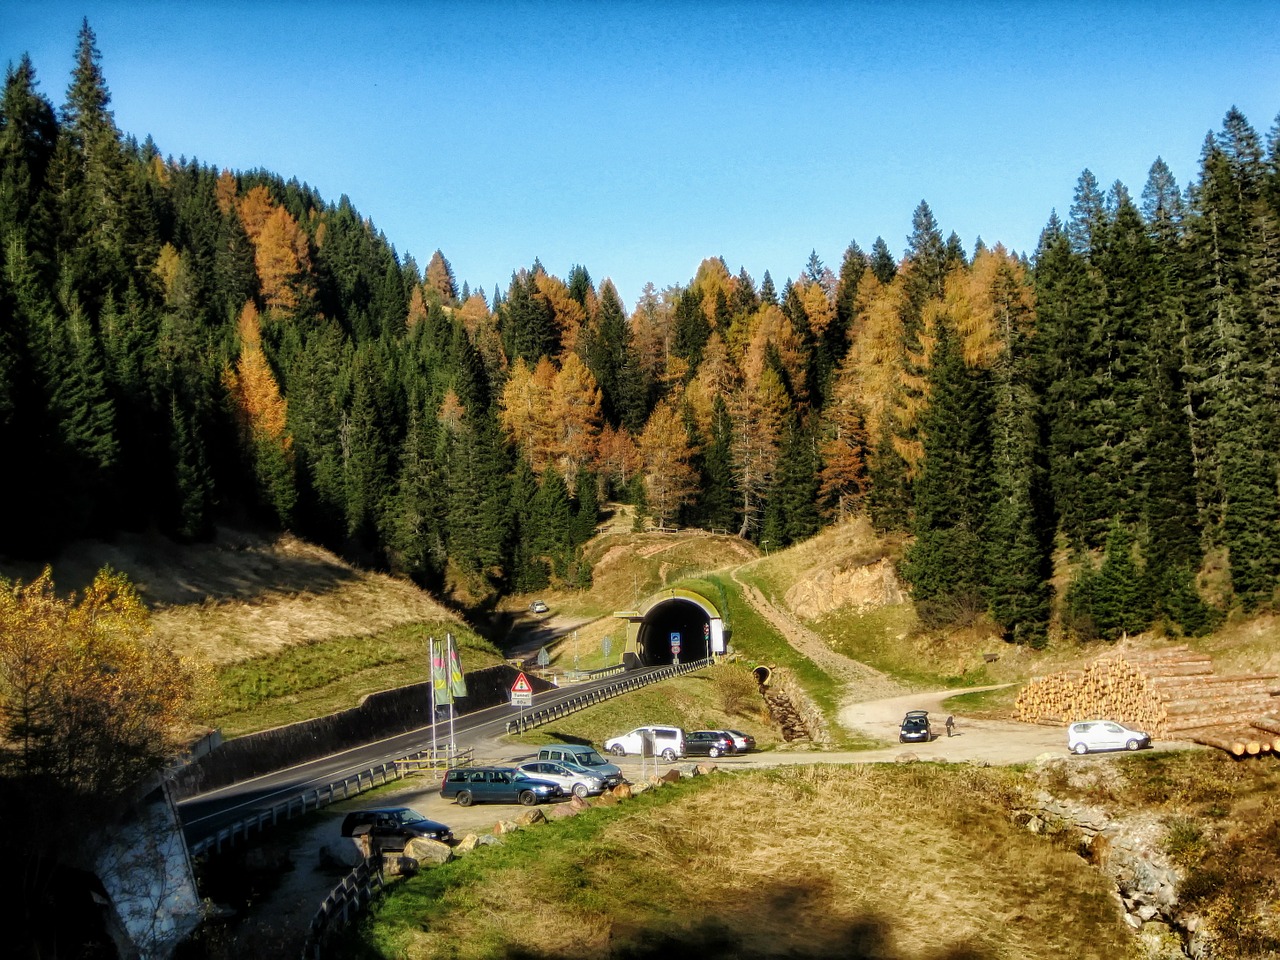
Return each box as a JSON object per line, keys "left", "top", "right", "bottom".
{"left": 253, "top": 204, "right": 312, "bottom": 314}
{"left": 640, "top": 396, "right": 697, "bottom": 529}
{"left": 223, "top": 301, "right": 295, "bottom": 522}
{"left": 499, "top": 357, "right": 557, "bottom": 474}
{"left": 548, "top": 352, "right": 603, "bottom": 488}
{"left": 596, "top": 422, "right": 642, "bottom": 497}
{"left": 425, "top": 249, "right": 457, "bottom": 304}
{"left": 730, "top": 328, "right": 790, "bottom": 537}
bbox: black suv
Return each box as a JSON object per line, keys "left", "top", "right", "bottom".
{"left": 899, "top": 710, "right": 932, "bottom": 743}
{"left": 340, "top": 807, "right": 453, "bottom": 847}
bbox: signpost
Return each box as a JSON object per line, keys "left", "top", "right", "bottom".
{"left": 511, "top": 671, "right": 533, "bottom": 728}
{"left": 670, "top": 631, "right": 681, "bottom": 665}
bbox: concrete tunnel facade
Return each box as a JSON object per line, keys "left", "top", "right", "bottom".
{"left": 615, "top": 588, "right": 727, "bottom": 666}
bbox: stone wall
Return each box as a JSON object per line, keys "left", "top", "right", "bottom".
{"left": 1017, "top": 790, "right": 1205, "bottom": 959}
{"left": 766, "top": 667, "right": 831, "bottom": 746}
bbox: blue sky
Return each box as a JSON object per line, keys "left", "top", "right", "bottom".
{"left": 4, "top": 1, "right": 1279, "bottom": 308}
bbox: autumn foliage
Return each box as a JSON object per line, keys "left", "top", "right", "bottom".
{"left": 0, "top": 567, "right": 202, "bottom": 798}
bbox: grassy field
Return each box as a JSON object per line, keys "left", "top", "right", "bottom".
{"left": 210, "top": 622, "right": 505, "bottom": 737}
{"left": 336, "top": 763, "right": 1141, "bottom": 960}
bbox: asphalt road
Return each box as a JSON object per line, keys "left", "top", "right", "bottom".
{"left": 178, "top": 666, "right": 671, "bottom": 846}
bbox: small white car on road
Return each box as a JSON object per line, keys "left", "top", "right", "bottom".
{"left": 1067, "top": 720, "right": 1150, "bottom": 755}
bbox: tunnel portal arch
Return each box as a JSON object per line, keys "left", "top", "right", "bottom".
{"left": 617, "top": 589, "right": 726, "bottom": 666}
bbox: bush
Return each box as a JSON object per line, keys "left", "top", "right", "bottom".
{"left": 710, "top": 663, "right": 759, "bottom": 716}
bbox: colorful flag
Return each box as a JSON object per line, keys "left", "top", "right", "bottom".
{"left": 447, "top": 633, "right": 468, "bottom": 698}
{"left": 431, "top": 639, "right": 452, "bottom": 705}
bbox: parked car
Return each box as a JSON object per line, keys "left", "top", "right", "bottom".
{"left": 604, "top": 725, "right": 686, "bottom": 761}
{"left": 440, "top": 766, "right": 562, "bottom": 806}
{"left": 724, "top": 730, "right": 756, "bottom": 752}
{"left": 899, "top": 710, "right": 932, "bottom": 743}
{"left": 685, "top": 730, "right": 736, "bottom": 758}
{"left": 536, "top": 744, "right": 625, "bottom": 787}
{"left": 1067, "top": 720, "right": 1151, "bottom": 755}
{"left": 339, "top": 807, "right": 453, "bottom": 847}
{"left": 516, "top": 760, "right": 606, "bottom": 798}
{"left": 530, "top": 599, "right": 549, "bottom": 613}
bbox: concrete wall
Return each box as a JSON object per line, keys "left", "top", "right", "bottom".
{"left": 172, "top": 665, "right": 554, "bottom": 799}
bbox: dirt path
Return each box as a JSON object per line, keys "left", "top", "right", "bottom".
{"left": 730, "top": 564, "right": 906, "bottom": 706}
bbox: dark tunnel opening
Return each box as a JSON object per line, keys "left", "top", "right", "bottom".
{"left": 636, "top": 599, "right": 712, "bottom": 665}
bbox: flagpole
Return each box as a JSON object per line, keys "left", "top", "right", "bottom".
{"left": 447, "top": 632, "right": 457, "bottom": 756}
{"left": 429, "top": 636, "right": 438, "bottom": 759}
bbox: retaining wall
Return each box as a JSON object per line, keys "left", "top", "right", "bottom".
{"left": 172, "top": 664, "right": 554, "bottom": 799}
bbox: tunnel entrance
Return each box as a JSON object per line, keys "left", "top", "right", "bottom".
{"left": 614, "top": 588, "right": 726, "bottom": 667}
{"left": 632, "top": 593, "right": 724, "bottom": 666}
{"left": 638, "top": 599, "right": 709, "bottom": 664}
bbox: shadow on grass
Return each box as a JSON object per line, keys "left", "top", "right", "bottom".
{"left": 325, "top": 879, "right": 996, "bottom": 960}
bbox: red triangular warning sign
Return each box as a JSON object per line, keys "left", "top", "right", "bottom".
{"left": 511, "top": 672, "right": 532, "bottom": 694}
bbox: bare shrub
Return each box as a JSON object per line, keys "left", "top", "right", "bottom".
{"left": 709, "top": 663, "right": 759, "bottom": 717}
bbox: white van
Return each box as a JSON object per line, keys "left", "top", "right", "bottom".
{"left": 604, "top": 725, "right": 686, "bottom": 761}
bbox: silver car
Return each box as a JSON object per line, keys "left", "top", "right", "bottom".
{"left": 516, "top": 760, "right": 606, "bottom": 798}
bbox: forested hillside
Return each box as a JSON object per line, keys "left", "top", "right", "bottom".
{"left": 2, "top": 23, "right": 1278, "bottom": 638}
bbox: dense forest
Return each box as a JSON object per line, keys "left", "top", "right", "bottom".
{"left": 3, "top": 23, "right": 1279, "bottom": 644}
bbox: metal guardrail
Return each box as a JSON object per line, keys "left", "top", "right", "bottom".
{"left": 504, "top": 658, "right": 714, "bottom": 734}
{"left": 188, "top": 746, "right": 474, "bottom": 858}
{"left": 301, "top": 855, "right": 384, "bottom": 959}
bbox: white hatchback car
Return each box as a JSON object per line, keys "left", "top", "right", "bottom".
{"left": 604, "top": 725, "right": 685, "bottom": 761}
{"left": 1067, "top": 720, "right": 1151, "bottom": 755}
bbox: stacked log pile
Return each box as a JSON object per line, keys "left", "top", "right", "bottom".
{"left": 1015, "top": 646, "right": 1280, "bottom": 754}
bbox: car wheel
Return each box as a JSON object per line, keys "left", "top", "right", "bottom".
{"left": 661, "top": 748, "right": 677, "bottom": 762}
{"left": 519, "top": 790, "right": 538, "bottom": 806}
{"left": 709, "top": 747, "right": 721, "bottom": 758}
{"left": 573, "top": 783, "right": 589, "bottom": 799}
{"left": 610, "top": 744, "right": 626, "bottom": 757}
{"left": 456, "top": 789, "right": 473, "bottom": 807}
{"left": 1072, "top": 742, "right": 1088, "bottom": 755}
{"left": 1126, "top": 739, "right": 1141, "bottom": 751}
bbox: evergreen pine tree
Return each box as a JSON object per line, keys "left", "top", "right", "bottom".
{"left": 0, "top": 55, "right": 58, "bottom": 259}
{"left": 984, "top": 257, "right": 1051, "bottom": 646}
{"left": 692, "top": 394, "right": 739, "bottom": 533}
{"left": 1089, "top": 521, "right": 1152, "bottom": 641}
{"left": 900, "top": 320, "right": 993, "bottom": 625}
{"left": 759, "top": 271, "right": 777, "bottom": 305}
{"left": 866, "top": 418, "right": 911, "bottom": 533}
{"left": 672, "top": 286, "right": 709, "bottom": 370}
{"left": 869, "top": 236, "right": 897, "bottom": 283}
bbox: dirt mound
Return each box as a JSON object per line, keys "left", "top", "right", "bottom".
{"left": 2, "top": 527, "right": 458, "bottom": 665}
{"left": 785, "top": 557, "right": 907, "bottom": 621}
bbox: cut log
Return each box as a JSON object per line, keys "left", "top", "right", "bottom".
{"left": 1190, "top": 731, "right": 1247, "bottom": 756}
{"left": 1252, "top": 717, "right": 1280, "bottom": 737}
